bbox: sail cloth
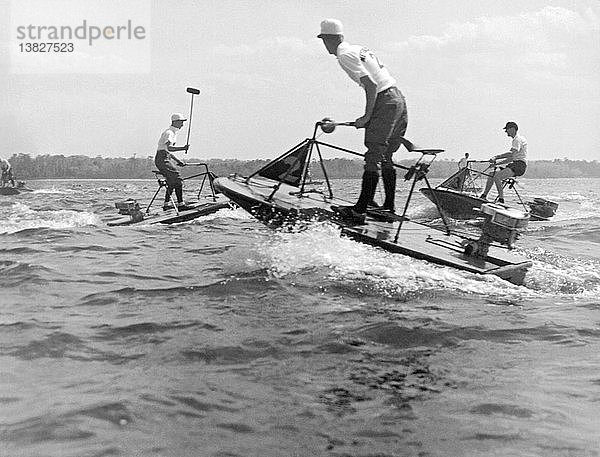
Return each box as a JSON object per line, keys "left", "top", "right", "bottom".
{"left": 258, "top": 142, "right": 309, "bottom": 187}
{"left": 438, "top": 162, "right": 492, "bottom": 194}
{"left": 439, "top": 167, "right": 470, "bottom": 191}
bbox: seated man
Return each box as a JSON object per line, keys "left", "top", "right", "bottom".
{"left": 155, "top": 113, "right": 189, "bottom": 210}
{"left": 0, "top": 157, "right": 15, "bottom": 187}
{"left": 481, "top": 121, "right": 527, "bottom": 203}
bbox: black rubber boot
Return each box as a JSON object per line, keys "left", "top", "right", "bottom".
{"left": 382, "top": 168, "right": 397, "bottom": 211}
{"left": 164, "top": 186, "right": 173, "bottom": 204}
{"left": 354, "top": 171, "right": 380, "bottom": 213}
{"left": 174, "top": 183, "right": 184, "bottom": 205}
{"left": 163, "top": 186, "right": 174, "bottom": 210}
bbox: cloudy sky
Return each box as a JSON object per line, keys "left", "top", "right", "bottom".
{"left": 1, "top": 0, "right": 599, "bottom": 161}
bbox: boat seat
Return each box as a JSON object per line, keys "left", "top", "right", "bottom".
{"left": 411, "top": 147, "right": 445, "bottom": 155}
{"left": 503, "top": 177, "right": 518, "bottom": 189}
{"left": 152, "top": 170, "right": 169, "bottom": 187}
{"left": 399, "top": 137, "right": 444, "bottom": 155}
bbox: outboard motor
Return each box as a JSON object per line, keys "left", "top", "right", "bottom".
{"left": 527, "top": 197, "right": 558, "bottom": 220}
{"left": 115, "top": 199, "right": 144, "bottom": 223}
{"left": 463, "top": 203, "right": 529, "bottom": 258}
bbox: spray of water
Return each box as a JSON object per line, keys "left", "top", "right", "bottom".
{"left": 0, "top": 202, "right": 100, "bottom": 234}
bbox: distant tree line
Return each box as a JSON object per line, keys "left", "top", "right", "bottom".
{"left": 6, "top": 153, "right": 600, "bottom": 180}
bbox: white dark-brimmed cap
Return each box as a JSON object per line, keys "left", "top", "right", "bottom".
{"left": 317, "top": 19, "right": 343, "bottom": 38}
{"left": 171, "top": 113, "right": 187, "bottom": 122}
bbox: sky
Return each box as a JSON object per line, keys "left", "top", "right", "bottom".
{"left": 1, "top": 0, "right": 599, "bottom": 162}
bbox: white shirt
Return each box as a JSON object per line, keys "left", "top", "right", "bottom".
{"left": 336, "top": 41, "right": 396, "bottom": 93}
{"left": 458, "top": 157, "right": 468, "bottom": 169}
{"left": 511, "top": 134, "right": 527, "bottom": 163}
{"left": 157, "top": 126, "right": 180, "bottom": 151}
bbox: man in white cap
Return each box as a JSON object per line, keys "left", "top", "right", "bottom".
{"left": 318, "top": 18, "right": 408, "bottom": 223}
{"left": 155, "top": 113, "right": 189, "bottom": 210}
{"left": 480, "top": 121, "right": 527, "bottom": 204}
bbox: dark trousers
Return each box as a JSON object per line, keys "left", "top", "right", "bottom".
{"left": 354, "top": 87, "right": 408, "bottom": 212}
{"left": 1, "top": 170, "right": 14, "bottom": 187}
{"left": 159, "top": 169, "right": 183, "bottom": 204}
{"left": 155, "top": 151, "right": 183, "bottom": 204}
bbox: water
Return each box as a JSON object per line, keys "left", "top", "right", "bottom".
{"left": 1, "top": 177, "right": 599, "bottom": 457}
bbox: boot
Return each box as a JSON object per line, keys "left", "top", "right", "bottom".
{"left": 334, "top": 206, "right": 366, "bottom": 224}
{"left": 174, "top": 183, "right": 184, "bottom": 206}
{"left": 381, "top": 168, "right": 397, "bottom": 212}
{"left": 354, "top": 171, "right": 379, "bottom": 213}
{"left": 163, "top": 186, "right": 173, "bottom": 210}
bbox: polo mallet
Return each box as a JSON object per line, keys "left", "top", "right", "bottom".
{"left": 184, "top": 87, "right": 200, "bottom": 153}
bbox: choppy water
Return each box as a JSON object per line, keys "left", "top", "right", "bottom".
{"left": 1, "top": 177, "right": 599, "bottom": 457}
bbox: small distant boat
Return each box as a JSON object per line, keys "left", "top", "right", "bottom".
{"left": 0, "top": 181, "right": 34, "bottom": 195}
{"left": 214, "top": 119, "right": 533, "bottom": 285}
{"left": 108, "top": 164, "right": 230, "bottom": 226}
{"left": 420, "top": 164, "right": 559, "bottom": 221}
{"left": 0, "top": 187, "right": 19, "bottom": 196}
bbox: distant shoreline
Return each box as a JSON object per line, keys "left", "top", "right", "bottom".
{"left": 7, "top": 153, "right": 600, "bottom": 179}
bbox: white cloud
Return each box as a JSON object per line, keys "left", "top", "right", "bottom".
{"left": 395, "top": 6, "right": 599, "bottom": 54}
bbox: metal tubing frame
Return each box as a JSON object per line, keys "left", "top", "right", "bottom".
{"left": 394, "top": 160, "right": 452, "bottom": 242}
{"left": 244, "top": 121, "right": 452, "bottom": 243}
{"left": 147, "top": 163, "right": 217, "bottom": 214}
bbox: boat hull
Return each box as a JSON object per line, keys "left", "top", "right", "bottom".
{"left": 0, "top": 187, "right": 20, "bottom": 196}
{"left": 420, "top": 187, "right": 485, "bottom": 219}
{"left": 343, "top": 219, "right": 531, "bottom": 286}
{"left": 213, "top": 175, "right": 352, "bottom": 227}
{"left": 107, "top": 200, "right": 230, "bottom": 226}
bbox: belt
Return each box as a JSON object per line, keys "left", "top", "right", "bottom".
{"left": 378, "top": 86, "right": 397, "bottom": 94}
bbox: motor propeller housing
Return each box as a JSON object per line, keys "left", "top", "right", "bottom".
{"left": 463, "top": 203, "right": 530, "bottom": 257}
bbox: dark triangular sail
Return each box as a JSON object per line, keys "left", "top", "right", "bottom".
{"left": 439, "top": 167, "right": 470, "bottom": 191}
{"left": 258, "top": 142, "right": 309, "bottom": 187}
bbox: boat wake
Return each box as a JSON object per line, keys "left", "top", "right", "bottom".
{"left": 250, "top": 220, "right": 600, "bottom": 300}
{"left": 189, "top": 205, "right": 252, "bottom": 222}
{"left": 521, "top": 246, "right": 600, "bottom": 296}
{"left": 31, "top": 187, "right": 68, "bottom": 195}
{"left": 0, "top": 202, "right": 100, "bottom": 234}
{"left": 253, "top": 222, "right": 534, "bottom": 300}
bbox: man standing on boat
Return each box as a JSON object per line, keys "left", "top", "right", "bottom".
{"left": 0, "top": 157, "right": 15, "bottom": 187}
{"left": 458, "top": 152, "right": 470, "bottom": 169}
{"left": 480, "top": 121, "right": 527, "bottom": 204}
{"left": 318, "top": 18, "right": 408, "bottom": 223}
{"left": 155, "top": 113, "right": 189, "bottom": 210}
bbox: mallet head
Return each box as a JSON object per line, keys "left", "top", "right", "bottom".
{"left": 186, "top": 87, "right": 200, "bottom": 95}
{"left": 320, "top": 117, "right": 336, "bottom": 134}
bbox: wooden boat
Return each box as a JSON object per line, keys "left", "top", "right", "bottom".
{"left": 214, "top": 119, "right": 533, "bottom": 285}
{"left": 344, "top": 213, "right": 530, "bottom": 285}
{"left": 0, "top": 187, "right": 20, "bottom": 196}
{"left": 420, "top": 164, "right": 558, "bottom": 221}
{"left": 108, "top": 164, "right": 230, "bottom": 226}
{"left": 0, "top": 181, "right": 34, "bottom": 195}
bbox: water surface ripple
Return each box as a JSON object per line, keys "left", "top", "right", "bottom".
{"left": 1, "top": 178, "right": 599, "bottom": 456}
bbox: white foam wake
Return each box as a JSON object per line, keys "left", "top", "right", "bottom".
{"left": 0, "top": 202, "right": 101, "bottom": 234}
{"left": 255, "top": 222, "right": 532, "bottom": 299}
